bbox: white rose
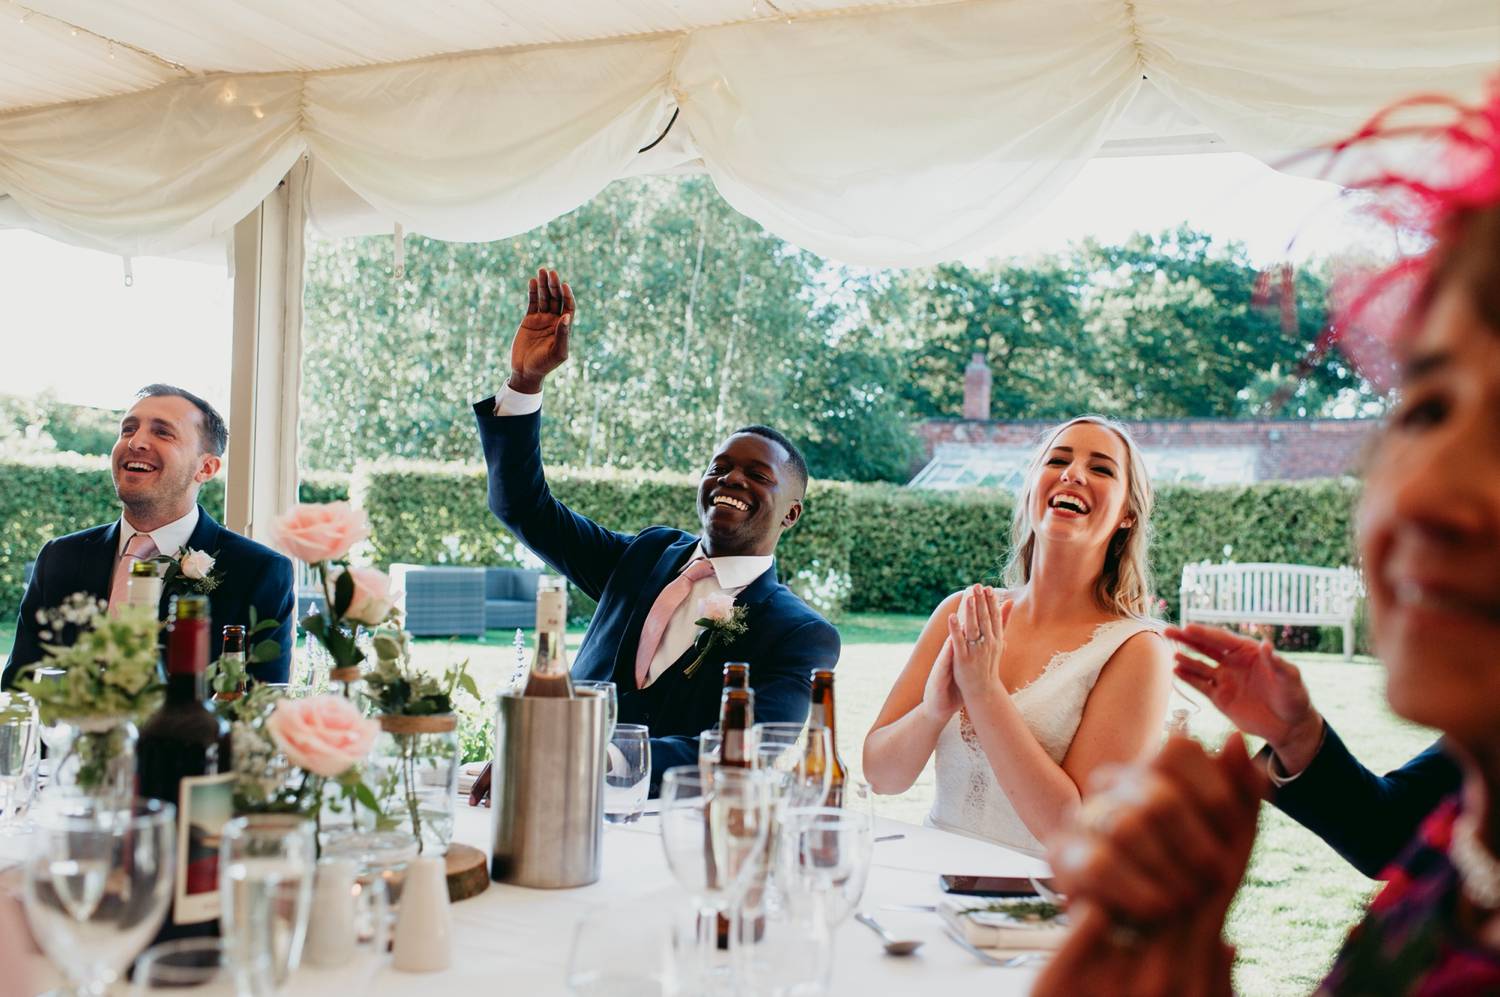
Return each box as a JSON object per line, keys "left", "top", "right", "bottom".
{"left": 180, "top": 549, "right": 216, "bottom": 580}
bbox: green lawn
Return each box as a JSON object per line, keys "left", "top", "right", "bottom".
{"left": 2, "top": 612, "right": 1425, "bottom": 995}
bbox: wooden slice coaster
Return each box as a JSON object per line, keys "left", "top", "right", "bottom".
{"left": 445, "top": 842, "right": 489, "bottom": 902}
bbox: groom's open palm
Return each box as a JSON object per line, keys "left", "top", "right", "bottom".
{"left": 509, "top": 267, "right": 574, "bottom": 391}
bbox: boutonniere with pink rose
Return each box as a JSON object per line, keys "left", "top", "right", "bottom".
{"left": 268, "top": 501, "right": 399, "bottom": 689}
{"left": 151, "top": 546, "right": 223, "bottom": 597}
{"left": 682, "top": 592, "right": 749, "bottom": 679}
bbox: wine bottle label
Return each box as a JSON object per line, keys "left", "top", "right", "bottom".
{"left": 174, "top": 772, "right": 235, "bottom": 924}
{"left": 536, "top": 590, "right": 566, "bottom": 631}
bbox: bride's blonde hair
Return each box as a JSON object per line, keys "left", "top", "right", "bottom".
{"left": 1001, "top": 415, "right": 1156, "bottom": 619}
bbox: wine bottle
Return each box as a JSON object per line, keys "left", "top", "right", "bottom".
{"left": 806, "top": 669, "right": 848, "bottom": 806}
{"left": 137, "top": 594, "right": 234, "bottom": 942}
{"left": 523, "top": 576, "right": 573, "bottom": 698}
{"left": 124, "top": 559, "right": 163, "bottom": 609}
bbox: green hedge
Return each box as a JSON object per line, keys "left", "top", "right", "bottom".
{"left": 0, "top": 458, "right": 1362, "bottom": 646}
{"left": 0, "top": 457, "right": 336, "bottom": 619}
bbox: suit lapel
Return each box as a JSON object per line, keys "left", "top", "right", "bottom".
{"left": 84, "top": 521, "right": 122, "bottom": 602}
{"left": 641, "top": 560, "right": 780, "bottom": 687}
{"left": 157, "top": 505, "right": 222, "bottom": 618}
{"left": 611, "top": 537, "right": 700, "bottom": 687}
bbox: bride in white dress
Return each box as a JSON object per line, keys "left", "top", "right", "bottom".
{"left": 862, "top": 416, "right": 1171, "bottom": 856}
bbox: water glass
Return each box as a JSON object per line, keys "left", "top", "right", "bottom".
{"left": 133, "top": 937, "right": 243, "bottom": 995}
{"left": 574, "top": 681, "right": 618, "bottom": 743}
{"left": 0, "top": 691, "right": 39, "bottom": 831}
{"left": 605, "top": 724, "right": 651, "bottom": 824}
{"left": 697, "top": 726, "right": 721, "bottom": 771}
{"left": 778, "top": 805, "right": 874, "bottom": 930}
{"left": 22, "top": 798, "right": 176, "bottom": 996}
{"left": 219, "top": 815, "right": 316, "bottom": 993}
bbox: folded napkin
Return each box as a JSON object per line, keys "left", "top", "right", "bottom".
{"left": 938, "top": 896, "right": 1069, "bottom": 950}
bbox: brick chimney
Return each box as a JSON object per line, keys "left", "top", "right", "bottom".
{"left": 962, "top": 352, "right": 992, "bottom": 421}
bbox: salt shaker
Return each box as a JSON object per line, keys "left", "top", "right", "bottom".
{"left": 304, "top": 859, "right": 358, "bottom": 968}
{"left": 393, "top": 856, "right": 451, "bottom": 973}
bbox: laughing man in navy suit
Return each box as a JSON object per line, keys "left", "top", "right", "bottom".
{"left": 474, "top": 268, "right": 840, "bottom": 786}
{"left": 3, "top": 385, "right": 295, "bottom": 689}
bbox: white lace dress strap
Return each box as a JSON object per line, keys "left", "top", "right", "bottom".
{"left": 927, "top": 617, "right": 1161, "bottom": 855}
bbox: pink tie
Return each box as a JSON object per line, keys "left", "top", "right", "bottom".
{"left": 634, "top": 558, "right": 718, "bottom": 688}
{"left": 108, "top": 533, "right": 160, "bottom": 611}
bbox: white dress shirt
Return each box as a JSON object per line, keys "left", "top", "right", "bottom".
{"left": 115, "top": 506, "right": 200, "bottom": 560}
{"left": 644, "top": 544, "right": 771, "bottom": 687}
{"left": 492, "top": 385, "right": 772, "bottom": 687}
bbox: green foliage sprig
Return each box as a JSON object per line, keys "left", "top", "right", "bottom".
{"left": 363, "top": 625, "right": 478, "bottom": 716}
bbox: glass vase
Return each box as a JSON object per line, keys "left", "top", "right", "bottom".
{"left": 46, "top": 715, "right": 138, "bottom": 811}
{"left": 368, "top": 715, "right": 460, "bottom": 855}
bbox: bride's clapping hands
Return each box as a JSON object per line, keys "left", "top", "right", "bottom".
{"left": 947, "top": 584, "right": 1011, "bottom": 703}
{"left": 919, "top": 637, "right": 962, "bottom": 719}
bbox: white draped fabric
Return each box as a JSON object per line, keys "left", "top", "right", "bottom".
{"left": 0, "top": 0, "right": 1494, "bottom": 264}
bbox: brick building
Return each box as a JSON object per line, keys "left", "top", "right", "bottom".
{"left": 909, "top": 355, "right": 1375, "bottom": 489}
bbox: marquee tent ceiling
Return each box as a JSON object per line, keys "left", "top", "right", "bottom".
{"left": 0, "top": 0, "right": 1495, "bottom": 265}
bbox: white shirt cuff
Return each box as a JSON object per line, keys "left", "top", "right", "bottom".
{"left": 1264, "top": 726, "right": 1327, "bottom": 788}
{"left": 493, "top": 381, "right": 543, "bottom": 416}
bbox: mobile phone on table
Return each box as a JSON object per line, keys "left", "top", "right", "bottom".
{"left": 938, "top": 874, "right": 1054, "bottom": 897}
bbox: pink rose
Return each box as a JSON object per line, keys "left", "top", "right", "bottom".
{"left": 341, "top": 566, "right": 397, "bottom": 626}
{"left": 697, "top": 591, "right": 737, "bottom": 624}
{"left": 265, "top": 695, "right": 379, "bottom": 778}
{"left": 269, "top": 502, "right": 370, "bottom": 564}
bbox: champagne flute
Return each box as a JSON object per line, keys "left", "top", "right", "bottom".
{"left": 658, "top": 766, "right": 772, "bottom": 994}
{"left": 573, "top": 681, "right": 618, "bottom": 744}
{"left": 22, "top": 798, "right": 176, "bottom": 997}
{"left": 219, "top": 815, "right": 316, "bottom": 994}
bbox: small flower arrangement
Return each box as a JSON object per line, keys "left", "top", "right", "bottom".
{"left": 682, "top": 592, "right": 748, "bottom": 679}
{"left": 268, "top": 501, "right": 397, "bottom": 686}
{"left": 16, "top": 593, "right": 164, "bottom": 794}
{"left": 151, "top": 546, "right": 222, "bottom": 597}
{"left": 362, "top": 625, "right": 477, "bottom": 852}
{"left": 18, "top": 593, "right": 163, "bottom": 722}
{"left": 261, "top": 693, "right": 382, "bottom": 833}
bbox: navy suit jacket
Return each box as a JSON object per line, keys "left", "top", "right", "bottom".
{"left": 3, "top": 505, "right": 295, "bottom": 688}
{"left": 1270, "top": 723, "right": 1462, "bottom": 879}
{"left": 474, "top": 402, "right": 841, "bottom": 788}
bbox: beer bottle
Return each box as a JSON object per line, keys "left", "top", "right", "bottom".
{"left": 806, "top": 669, "right": 848, "bottom": 806}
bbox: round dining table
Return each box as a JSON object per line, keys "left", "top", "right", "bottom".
{"left": 4, "top": 800, "right": 1053, "bottom": 995}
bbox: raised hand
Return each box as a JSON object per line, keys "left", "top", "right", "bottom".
{"left": 1166, "top": 623, "right": 1324, "bottom": 772}
{"left": 920, "top": 637, "right": 962, "bottom": 720}
{"left": 508, "top": 267, "right": 575, "bottom": 393}
{"left": 946, "top": 585, "right": 1011, "bottom": 703}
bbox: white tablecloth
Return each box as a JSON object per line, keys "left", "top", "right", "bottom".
{"left": 6, "top": 802, "right": 1050, "bottom": 995}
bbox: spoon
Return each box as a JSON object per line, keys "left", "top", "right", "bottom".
{"left": 855, "top": 912, "right": 924, "bottom": 956}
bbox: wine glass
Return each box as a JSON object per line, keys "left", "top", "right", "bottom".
{"left": 574, "top": 681, "right": 618, "bottom": 744}
{"left": 658, "top": 766, "right": 773, "bottom": 993}
{"left": 22, "top": 798, "right": 176, "bottom": 997}
{"left": 696, "top": 726, "right": 721, "bottom": 772}
{"left": 133, "top": 937, "right": 243, "bottom": 995}
{"left": 604, "top": 724, "right": 651, "bottom": 825}
{"left": 0, "top": 690, "right": 39, "bottom": 833}
{"left": 219, "top": 814, "right": 316, "bottom": 994}
{"left": 778, "top": 805, "right": 874, "bottom": 931}
{"left": 751, "top": 722, "right": 832, "bottom": 812}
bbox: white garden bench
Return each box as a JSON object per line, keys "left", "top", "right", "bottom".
{"left": 1178, "top": 562, "right": 1363, "bottom": 661}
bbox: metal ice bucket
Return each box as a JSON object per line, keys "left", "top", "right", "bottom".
{"left": 489, "top": 689, "right": 607, "bottom": 888}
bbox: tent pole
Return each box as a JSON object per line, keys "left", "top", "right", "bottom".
{"left": 226, "top": 157, "right": 307, "bottom": 540}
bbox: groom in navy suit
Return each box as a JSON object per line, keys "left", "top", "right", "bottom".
{"left": 3, "top": 385, "right": 294, "bottom": 689}
{"left": 474, "top": 268, "right": 840, "bottom": 785}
